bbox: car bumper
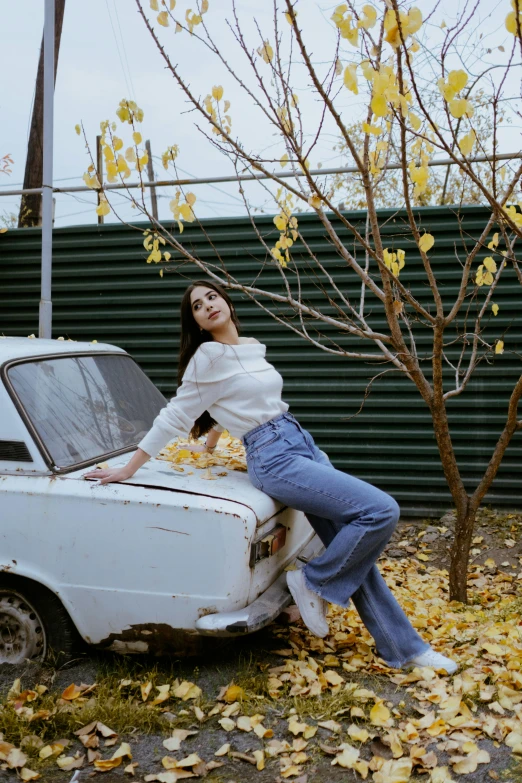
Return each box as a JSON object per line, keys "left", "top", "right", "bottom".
{"left": 195, "top": 533, "right": 324, "bottom": 636}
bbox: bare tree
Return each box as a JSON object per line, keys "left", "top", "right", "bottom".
{"left": 80, "top": 0, "right": 522, "bottom": 602}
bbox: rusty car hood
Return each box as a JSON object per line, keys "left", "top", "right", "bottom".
{"left": 66, "top": 455, "right": 283, "bottom": 525}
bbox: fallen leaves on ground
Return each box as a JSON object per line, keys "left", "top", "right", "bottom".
{"left": 1, "top": 515, "right": 522, "bottom": 780}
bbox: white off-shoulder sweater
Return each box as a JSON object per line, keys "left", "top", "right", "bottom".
{"left": 138, "top": 337, "right": 289, "bottom": 458}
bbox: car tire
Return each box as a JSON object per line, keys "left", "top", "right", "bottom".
{"left": 0, "top": 576, "right": 77, "bottom": 666}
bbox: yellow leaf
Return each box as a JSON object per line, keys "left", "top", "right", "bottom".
{"left": 448, "top": 98, "right": 474, "bottom": 119}
{"left": 506, "top": 10, "right": 522, "bottom": 35}
{"left": 150, "top": 0, "right": 159, "bottom": 8}
{"left": 224, "top": 684, "right": 244, "bottom": 703}
{"left": 358, "top": 4, "right": 377, "bottom": 29}
{"left": 257, "top": 41, "right": 274, "bottom": 63}
{"left": 212, "top": 85, "right": 224, "bottom": 101}
{"left": 62, "top": 684, "right": 82, "bottom": 701}
{"left": 418, "top": 233, "right": 435, "bottom": 253}
{"left": 280, "top": 153, "right": 289, "bottom": 168}
{"left": 140, "top": 681, "right": 152, "bottom": 701}
{"left": 179, "top": 753, "right": 203, "bottom": 767}
{"left": 56, "top": 755, "right": 84, "bottom": 771}
{"left": 20, "top": 770, "right": 40, "bottom": 781}
{"left": 408, "top": 112, "right": 421, "bottom": 131}
{"left": 215, "top": 743, "right": 230, "bottom": 756}
{"left": 308, "top": 194, "right": 322, "bottom": 209}
{"left": 218, "top": 717, "right": 235, "bottom": 731}
{"left": 111, "top": 743, "right": 132, "bottom": 760}
{"left": 157, "top": 11, "right": 169, "bottom": 26}
{"left": 370, "top": 701, "right": 393, "bottom": 727}
{"left": 94, "top": 757, "right": 122, "bottom": 771}
{"left": 348, "top": 724, "right": 370, "bottom": 742}
{"left": 362, "top": 122, "right": 382, "bottom": 136}
{"left": 448, "top": 69, "right": 468, "bottom": 92}
{"left": 237, "top": 715, "right": 252, "bottom": 732}
{"left": 459, "top": 129, "right": 476, "bottom": 157}
{"left": 186, "top": 192, "right": 196, "bottom": 206}
{"left": 252, "top": 749, "right": 265, "bottom": 770}
{"left": 371, "top": 94, "right": 388, "bottom": 118}
{"left": 172, "top": 680, "right": 201, "bottom": 700}
{"left": 75, "top": 124, "right": 81, "bottom": 135}
{"left": 483, "top": 256, "right": 497, "bottom": 273}
{"left": 492, "top": 303, "right": 499, "bottom": 316}
{"left": 495, "top": 340, "right": 504, "bottom": 354}
{"left": 132, "top": 131, "right": 142, "bottom": 145}
{"left": 325, "top": 670, "right": 344, "bottom": 686}
{"left": 333, "top": 744, "right": 360, "bottom": 768}
{"left": 373, "top": 757, "right": 412, "bottom": 783}
{"left": 343, "top": 64, "right": 358, "bottom": 94}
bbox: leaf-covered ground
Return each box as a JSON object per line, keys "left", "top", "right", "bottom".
{"left": 0, "top": 508, "right": 521, "bottom": 783}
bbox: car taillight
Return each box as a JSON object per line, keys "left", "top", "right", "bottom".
{"left": 249, "top": 524, "right": 287, "bottom": 567}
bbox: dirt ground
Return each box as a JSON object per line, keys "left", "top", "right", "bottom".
{"left": 0, "top": 508, "right": 521, "bottom": 783}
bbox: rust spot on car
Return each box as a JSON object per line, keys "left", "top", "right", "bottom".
{"left": 198, "top": 606, "right": 218, "bottom": 618}
{"left": 98, "top": 623, "right": 204, "bottom": 656}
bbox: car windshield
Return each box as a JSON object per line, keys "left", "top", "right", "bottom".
{"left": 8, "top": 353, "right": 166, "bottom": 468}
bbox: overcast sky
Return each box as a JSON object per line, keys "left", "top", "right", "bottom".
{"left": 1, "top": 0, "right": 518, "bottom": 228}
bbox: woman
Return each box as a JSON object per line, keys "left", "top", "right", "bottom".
{"left": 84, "top": 280, "right": 456, "bottom": 674}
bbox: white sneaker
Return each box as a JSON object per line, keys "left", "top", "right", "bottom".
{"left": 404, "top": 648, "right": 458, "bottom": 675}
{"left": 286, "top": 569, "right": 329, "bottom": 638}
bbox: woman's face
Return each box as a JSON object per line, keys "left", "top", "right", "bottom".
{"left": 189, "top": 286, "right": 232, "bottom": 333}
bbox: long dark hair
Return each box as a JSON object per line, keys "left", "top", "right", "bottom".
{"left": 178, "top": 280, "right": 241, "bottom": 440}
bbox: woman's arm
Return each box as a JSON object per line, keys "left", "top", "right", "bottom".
{"left": 84, "top": 348, "right": 222, "bottom": 483}
{"left": 137, "top": 349, "right": 222, "bottom": 458}
{"left": 83, "top": 447, "right": 151, "bottom": 485}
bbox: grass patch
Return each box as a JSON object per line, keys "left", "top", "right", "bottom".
{"left": 0, "top": 654, "right": 199, "bottom": 748}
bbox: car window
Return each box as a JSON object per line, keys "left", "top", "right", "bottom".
{"left": 8, "top": 354, "right": 166, "bottom": 468}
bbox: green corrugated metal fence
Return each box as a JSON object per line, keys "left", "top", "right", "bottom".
{"left": 1, "top": 206, "right": 520, "bottom": 516}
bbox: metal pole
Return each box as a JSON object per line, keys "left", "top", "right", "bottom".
{"left": 39, "top": 0, "right": 55, "bottom": 339}
{"left": 96, "top": 135, "right": 104, "bottom": 225}
{"left": 145, "top": 139, "right": 158, "bottom": 220}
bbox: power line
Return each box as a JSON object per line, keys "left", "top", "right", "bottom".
{"left": 111, "top": 0, "right": 136, "bottom": 99}
{"left": 104, "top": 0, "right": 133, "bottom": 100}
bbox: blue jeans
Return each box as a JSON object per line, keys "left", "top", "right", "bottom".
{"left": 242, "top": 411, "right": 429, "bottom": 668}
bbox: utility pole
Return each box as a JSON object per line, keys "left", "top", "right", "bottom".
{"left": 145, "top": 139, "right": 159, "bottom": 221}
{"left": 18, "top": 0, "right": 66, "bottom": 228}
{"left": 96, "top": 135, "right": 104, "bottom": 225}
{"left": 39, "top": 0, "right": 55, "bottom": 339}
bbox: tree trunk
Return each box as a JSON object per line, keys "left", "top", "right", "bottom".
{"left": 18, "top": 0, "right": 66, "bottom": 228}
{"left": 429, "top": 395, "right": 476, "bottom": 603}
{"left": 449, "top": 502, "right": 479, "bottom": 602}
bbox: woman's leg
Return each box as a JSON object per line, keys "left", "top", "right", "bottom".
{"left": 250, "top": 419, "right": 429, "bottom": 667}
{"left": 302, "top": 452, "right": 429, "bottom": 667}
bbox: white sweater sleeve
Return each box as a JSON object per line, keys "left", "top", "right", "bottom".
{"left": 137, "top": 348, "right": 222, "bottom": 458}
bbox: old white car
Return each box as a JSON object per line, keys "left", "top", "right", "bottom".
{"left": 0, "top": 337, "right": 321, "bottom": 664}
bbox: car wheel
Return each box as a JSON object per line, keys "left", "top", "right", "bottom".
{"left": 0, "top": 577, "right": 76, "bottom": 665}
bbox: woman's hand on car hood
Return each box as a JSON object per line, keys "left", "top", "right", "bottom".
{"left": 82, "top": 467, "right": 133, "bottom": 485}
